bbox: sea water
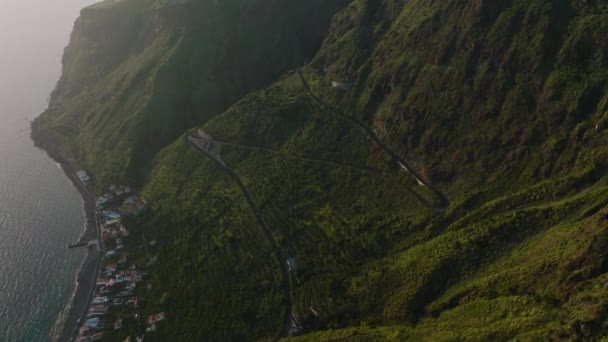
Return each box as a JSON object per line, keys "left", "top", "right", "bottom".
{"left": 0, "top": 1, "right": 97, "bottom": 340}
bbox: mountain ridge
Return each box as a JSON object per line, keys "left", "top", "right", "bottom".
{"left": 33, "top": 0, "right": 608, "bottom": 340}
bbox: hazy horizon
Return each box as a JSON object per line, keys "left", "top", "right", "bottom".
{"left": 0, "top": 1, "right": 98, "bottom": 340}
{"left": 0, "top": 0, "right": 98, "bottom": 121}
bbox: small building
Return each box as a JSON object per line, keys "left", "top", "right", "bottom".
{"left": 286, "top": 258, "right": 296, "bottom": 271}
{"left": 77, "top": 326, "right": 91, "bottom": 339}
{"left": 148, "top": 312, "right": 166, "bottom": 324}
{"left": 102, "top": 219, "right": 121, "bottom": 229}
{"left": 92, "top": 297, "right": 109, "bottom": 304}
{"left": 103, "top": 211, "right": 121, "bottom": 220}
{"left": 331, "top": 81, "right": 353, "bottom": 90}
{"left": 114, "top": 319, "right": 123, "bottom": 330}
{"left": 96, "top": 278, "right": 109, "bottom": 287}
{"left": 76, "top": 170, "right": 91, "bottom": 185}
{"left": 98, "top": 286, "right": 111, "bottom": 295}
{"left": 89, "top": 332, "right": 103, "bottom": 341}
{"left": 84, "top": 317, "right": 101, "bottom": 328}
{"left": 119, "top": 226, "right": 129, "bottom": 236}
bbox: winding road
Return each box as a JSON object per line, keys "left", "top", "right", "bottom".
{"left": 297, "top": 69, "right": 450, "bottom": 211}
{"left": 183, "top": 68, "right": 451, "bottom": 338}
{"left": 194, "top": 136, "right": 441, "bottom": 211}
{"left": 204, "top": 137, "right": 384, "bottom": 175}
{"left": 186, "top": 136, "right": 294, "bottom": 340}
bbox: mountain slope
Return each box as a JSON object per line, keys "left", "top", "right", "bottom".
{"left": 32, "top": 0, "right": 350, "bottom": 188}
{"left": 138, "top": 0, "right": 608, "bottom": 339}
{"left": 35, "top": 0, "right": 608, "bottom": 340}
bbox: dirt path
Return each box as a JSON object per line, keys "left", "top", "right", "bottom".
{"left": 187, "top": 136, "right": 294, "bottom": 340}
{"left": 205, "top": 137, "right": 442, "bottom": 210}
{"left": 211, "top": 138, "right": 384, "bottom": 175}
{"left": 297, "top": 69, "right": 450, "bottom": 211}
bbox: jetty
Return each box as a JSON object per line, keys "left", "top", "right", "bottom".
{"left": 68, "top": 240, "right": 99, "bottom": 249}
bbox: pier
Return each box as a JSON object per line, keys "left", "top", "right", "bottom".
{"left": 67, "top": 239, "right": 99, "bottom": 249}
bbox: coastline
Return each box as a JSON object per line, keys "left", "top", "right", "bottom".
{"left": 57, "top": 162, "right": 101, "bottom": 342}
{"left": 30, "top": 133, "right": 102, "bottom": 342}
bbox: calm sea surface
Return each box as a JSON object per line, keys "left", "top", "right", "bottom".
{"left": 0, "top": 1, "right": 97, "bottom": 341}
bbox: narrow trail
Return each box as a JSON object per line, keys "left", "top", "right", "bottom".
{"left": 182, "top": 69, "right": 451, "bottom": 338}
{"left": 297, "top": 69, "right": 450, "bottom": 211}
{"left": 211, "top": 138, "right": 384, "bottom": 175}
{"left": 186, "top": 136, "right": 294, "bottom": 340}
{"left": 209, "top": 137, "right": 441, "bottom": 210}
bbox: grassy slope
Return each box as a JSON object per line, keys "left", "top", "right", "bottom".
{"left": 136, "top": 0, "right": 608, "bottom": 340}
{"left": 138, "top": 77, "right": 432, "bottom": 340}
{"left": 139, "top": 79, "right": 608, "bottom": 341}
{"left": 32, "top": 0, "right": 350, "bottom": 189}
{"left": 33, "top": 0, "right": 608, "bottom": 340}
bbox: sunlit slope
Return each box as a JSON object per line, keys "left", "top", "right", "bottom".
{"left": 141, "top": 70, "right": 608, "bottom": 340}
{"left": 140, "top": 0, "right": 608, "bottom": 339}
{"left": 139, "top": 74, "right": 435, "bottom": 339}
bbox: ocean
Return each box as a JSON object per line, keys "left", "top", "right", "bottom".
{"left": 0, "top": 1, "right": 97, "bottom": 341}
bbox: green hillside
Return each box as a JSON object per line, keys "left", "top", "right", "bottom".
{"left": 35, "top": 0, "right": 608, "bottom": 340}
{"left": 32, "top": 0, "right": 350, "bottom": 188}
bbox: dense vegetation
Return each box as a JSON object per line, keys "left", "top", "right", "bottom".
{"left": 32, "top": 0, "right": 349, "bottom": 188}
{"left": 35, "top": 0, "right": 608, "bottom": 340}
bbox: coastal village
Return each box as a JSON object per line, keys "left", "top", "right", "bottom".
{"left": 73, "top": 171, "right": 166, "bottom": 342}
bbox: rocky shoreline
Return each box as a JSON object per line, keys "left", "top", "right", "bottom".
{"left": 30, "top": 129, "right": 101, "bottom": 342}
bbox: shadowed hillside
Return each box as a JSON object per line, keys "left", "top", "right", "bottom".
{"left": 32, "top": 0, "right": 351, "bottom": 189}
{"left": 34, "top": 0, "right": 608, "bottom": 340}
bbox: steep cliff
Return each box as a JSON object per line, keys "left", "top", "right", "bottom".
{"left": 32, "top": 0, "right": 350, "bottom": 188}
{"left": 36, "top": 0, "right": 608, "bottom": 340}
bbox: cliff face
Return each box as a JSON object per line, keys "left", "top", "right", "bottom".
{"left": 36, "top": 0, "right": 608, "bottom": 340}
{"left": 33, "top": 0, "right": 350, "bottom": 188}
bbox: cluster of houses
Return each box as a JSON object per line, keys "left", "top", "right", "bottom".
{"left": 145, "top": 312, "right": 166, "bottom": 333}
{"left": 76, "top": 207, "right": 142, "bottom": 342}
{"left": 75, "top": 181, "right": 163, "bottom": 342}
{"left": 101, "top": 211, "right": 130, "bottom": 252}
{"left": 95, "top": 185, "right": 133, "bottom": 209}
